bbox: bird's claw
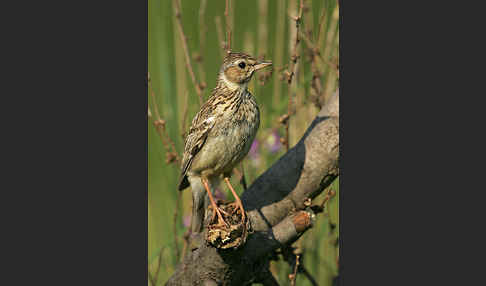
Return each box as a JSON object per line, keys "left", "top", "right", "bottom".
{"left": 228, "top": 202, "right": 246, "bottom": 222}
{"left": 228, "top": 202, "right": 239, "bottom": 214}
{"left": 209, "top": 206, "right": 230, "bottom": 228}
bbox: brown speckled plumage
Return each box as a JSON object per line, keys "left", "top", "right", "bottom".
{"left": 178, "top": 52, "right": 272, "bottom": 233}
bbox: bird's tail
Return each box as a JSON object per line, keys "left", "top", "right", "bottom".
{"left": 188, "top": 176, "right": 220, "bottom": 233}
{"left": 188, "top": 177, "right": 209, "bottom": 233}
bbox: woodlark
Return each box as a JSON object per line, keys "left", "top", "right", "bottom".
{"left": 178, "top": 52, "right": 272, "bottom": 233}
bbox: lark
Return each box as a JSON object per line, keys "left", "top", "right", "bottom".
{"left": 178, "top": 52, "right": 272, "bottom": 233}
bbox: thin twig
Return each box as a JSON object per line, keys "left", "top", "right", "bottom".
{"left": 172, "top": 190, "right": 182, "bottom": 262}
{"left": 155, "top": 247, "right": 163, "bottom": 284}
{"left": 214, "top": 16, "right": 226, "bottom": 59}
{"left": 279, "top": 242, "right": 320, "bottom": 286}
{"left": 173, "top": 0, "right": 204, "bottom": 106}
{"left": 224, "top": 0, "right": 232, "bottom": 52}
{"left": 300, "top": 29, "right": 323, "bottom": 109}
{"left": 283, "top": 0, "right": 304, "bottom": 151}
{"left": 289, "top": 254, "right": 300, "bottom": 286}
{"left": 297, "top": 7, "right": 338, "bottom": 109}
{"left": 233, "top": 164, "right": 248, "bottom": 191}
{"left": 149, "top": 247, "right": 165, "bottom": 286}
{"left": 317, "top": 4, "right": 326, "bottom": 44}
{"left": 148, "top": 272, "right": 156, "bottom": 286}
{"left": 310, "top": 188, "right": 336, "bottom": 214}
{"left": 181, "top": 90, "right": 189, "bottom": 140}
{"left": 320, "top": 5, "right": 339, "bottom": 103}
{"left": 148, "top": 73, "right": 181, "bottom": 165}
{"left": 300, "top": 30, "right": 339, "bottom": 75}
{"left": 257, "top": 0, "right": 268, "bottom": 59}
{"left": 195, "top": 0, "right": 207, "bottom": 89}
{"left": 272, "top": 0, "right": 285, "bottom": 106}
{"left": 286, "top": 0, "right": 304, "bottom": 85}
{"left": 300, "top": 265, "right": 319, "bottom": 286}
{"left": 282, "top": 246, "right": 317, "bottom": 286}
{"left": 320, "top": 188, "right": 336, "bottom": 209}
{"left": 181, "top": 228, "right": 191, "bottom": 262}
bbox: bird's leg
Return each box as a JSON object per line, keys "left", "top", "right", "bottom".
{"left": 201, "top": 177, "right": 229, "bottom": 228}
{"left": 224, "top": 177, "right": 246, "bottom": 223}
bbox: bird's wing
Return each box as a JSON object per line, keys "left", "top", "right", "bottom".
{"left": 178, "top": 107, "right": 217, "bottom": 190}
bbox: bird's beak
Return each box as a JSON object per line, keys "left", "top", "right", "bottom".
{"left": 254, "top": 61, "right": 272, "bottom": 71}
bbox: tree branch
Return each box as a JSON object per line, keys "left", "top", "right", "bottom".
{"left": 166, "top": 91, "right": 339, "bottom": 286}
{"left": 243, "top": 91, "right": 339, "bottom": 232}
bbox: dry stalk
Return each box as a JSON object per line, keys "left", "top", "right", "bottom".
{"left": 195, "top": 0, "right": 208, "bottom": 88}
{"left": 180, "top": 90, "right": 189, "bottom": 141}
{"left": 173, "top": 190, "right": 182, "bottom": 262}
{"left": 173, "top": 0, "right": 204, "bottom": 106}
{"left": 214, "top": 16, "right": 226, "bottom": 59}
{"left": 224, "top": 0, "right": 232, "bottom": 52}
{"left": 299, "top": 4, "right": 339, "bottom": 109}
{"left": 282, "top": 0, "right": 304, "bottom": 151}
{"left": 309, "top": 188, "right": 336, "bottom": 214}
{"left": 299, "top": 30, "right": 323, "bottom": 108}
{"left": 148, "top": 272, "right": 155, "bottom": 286}
{"left": 149, "top": 247, "right": 165, "bottom": 286}
{"left": 317, "top": 3, "right": 327, "bottom": 44}
{"left": 257, "top": 0, "right": 268, "bottom": 58}
{"left": 320, "top": 5, "right": 339, "bottom": 103}
{"left": 280, "top": 238, "right": 318, "bottom": 286}
{"left": 232, "top": 164, "right": 248, "bottom": 191}
{"left": 300, "top": 265, "right": 318, "bottom": 286}
{"left": 300, "top": 30, "right": 339, "bottom": 75}
{"left": 286, "top": 0, "right": 304, "bottom": 85}
{"left": 321, "top": 188, "right": 336, "bottom": 209}
{"left": 272, "top": 0, "right": 285, "bottom": 106}
{"left": 289, "top": 253, "right": 300, "bottom": 286}
{"left": 148, "top": 73, "right": 181, "bottom": 165}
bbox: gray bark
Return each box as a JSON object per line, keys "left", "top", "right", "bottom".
{"left": 166, "top": 91, "right": 339, "bottom": 286}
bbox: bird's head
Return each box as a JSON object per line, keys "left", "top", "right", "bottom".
{"left": 218, "top": 52, "right": 272, "bottom": 91}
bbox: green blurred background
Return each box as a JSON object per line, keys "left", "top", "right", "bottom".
{"left": 149, "top": 0, "right": 339, "bottom": 284}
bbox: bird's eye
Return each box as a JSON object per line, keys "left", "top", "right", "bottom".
{"left": 238, "top": 62, "right": 246, "bottom": 69}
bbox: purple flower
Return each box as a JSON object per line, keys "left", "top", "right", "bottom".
{"left": 265, "top": 130, "right": 282, "bottom": 153}
{"left": 213, "top": 187, "right": 227, "bottom": 201}
{"left": 183, "top": 214, "right": 191, "bottom": 228}
{"left": 249, "top": 139, "right": 260, "bottom": 159}
{"left": 248, "top": 139, "right": 262, "bottom": 168}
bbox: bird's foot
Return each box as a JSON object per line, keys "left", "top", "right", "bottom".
{"left": 223, "top": 177, "right": 246, "bottom": 223}
{"left": 228, "top": 201, "right": 246, "bottom": 223}
{"left": 206, "top": 202, "right": 250, "bottom": 249}
{"left": 213, "top": 219, "right": 230, "bottom": 229}
{"left": 228, "top": 202, "right": 240, "bottom": 214}
{"left": 209, "top": 205, "right": 230, "bottom": 228}
{"left": 218, "top": 206, "right": 232, "bottom": 216}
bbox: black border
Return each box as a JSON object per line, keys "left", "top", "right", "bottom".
{"left": 4, "top": 1, "right": 148, "bottom": 284}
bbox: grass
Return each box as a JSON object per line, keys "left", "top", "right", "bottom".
{"left": 148, "top": 0, "right": 339, "bottom": 284}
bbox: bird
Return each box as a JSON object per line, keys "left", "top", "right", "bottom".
{"left": 178, "top": 52, "right": 272, "bottom": 233}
